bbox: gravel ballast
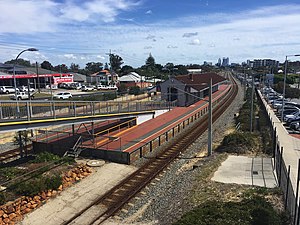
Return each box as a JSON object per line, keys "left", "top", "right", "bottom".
{"left": 107, "top": 77, "right": 245, "bottom": 225}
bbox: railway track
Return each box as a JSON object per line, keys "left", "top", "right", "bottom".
{"left": 0, "top": 145, "right": 32, "bottom": 163}
{"left": 62, "top": 72, "right": 238, "bottom": 225}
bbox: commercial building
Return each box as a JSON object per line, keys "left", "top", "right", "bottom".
{"left": 0, "top": 63, "right": 74, "bottom": 88}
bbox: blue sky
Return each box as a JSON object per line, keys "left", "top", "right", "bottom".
{"left": 1, "top": 0, "right": 300, "bottom": 68}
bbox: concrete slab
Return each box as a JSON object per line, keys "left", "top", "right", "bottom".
{"left": 19, "top": 162, "right": 137, "bottom": 225}
{"left": 212, "top": 155, "right": 278, "bottom": 188}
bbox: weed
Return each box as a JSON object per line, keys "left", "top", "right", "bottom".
{"left": 11, "top": 174, "right": 62, "bottom": 197}
{"left": 31, "top": 152, "right": 60, "bottom": 163}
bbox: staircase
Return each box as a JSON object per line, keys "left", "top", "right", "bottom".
{"left": 64, "top": 136, "right": 83, "bottom": 158}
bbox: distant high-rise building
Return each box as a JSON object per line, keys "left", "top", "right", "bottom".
{"left": 222, "top": 57, "right": 229, "bottom": 67}
{"left": 217, "top": 58, "right": 221, "bottom": 66}
{"left": 249, "top": 59, "right": 279, "bottom": 69}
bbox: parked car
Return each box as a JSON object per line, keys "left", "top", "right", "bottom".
{"left": 290, "top": 121, "right": 300, "bottom": 130}
{"left": 284, "top": 111, "right": 300, "bottom": 122}
{"left": 69, "top": 82, "right": 82, "bottom": 90}
{"left": 281, "top": 108, "right": 300, "bottom": 117}
{"left": 278, "top": 106, "right": 300, "bottom": 114}
{"left": 96, "top": 84, "right": 108, "bottom": 90}
{"left": 0, "top": 86, "right": 18, "bottom": 94}
{"left": 53, "top": 92, "right": 72, "bottom": 99}
{"left": 287, "top": 117, "right": 300, "bottom": 126}
{"left": 81, "top": 85, "right": 94, "bottom": 91}
{"left": 272, "top": 99, "right": 289, "bottom": 109}
{"left": 106, "top": 85, "right": 118, "bottom": 91}
{"left": 18, "top": 86, "right": 35, "bottom": 92}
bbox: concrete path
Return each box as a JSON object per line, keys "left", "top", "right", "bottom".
{"left": 18, "top": 162, "right": 137, "bottom": 225}
{"left": 212, "top": 155, "right": 277, "bottom": 188}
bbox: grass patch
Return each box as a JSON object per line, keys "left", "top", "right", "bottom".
{"left": 30, "top": 152, "right": 60, "bottom": 163}
{"left": 11, "top": 174, "right": 62, "bottom": 197}
{"left": 0, "top": 167, "right": 26, "bottom": 180}
{"left": 216, "top": 132, "right": 258, "bottom": 154}
{"left": 174, "top": 195, "right": 287, "bottom": 225}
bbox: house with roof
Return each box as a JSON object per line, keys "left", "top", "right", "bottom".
{"left": 160, "top": 73, "right": 227, "bottom": 106}
{"left": 87, "top": 70, "right": 119, "bottom": 85}
{"left": 119, "top": 72, "right": 152, "bottom": 88}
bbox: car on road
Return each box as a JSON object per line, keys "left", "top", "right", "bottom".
{"left": 53, "top": 92, "right": 72, "bottom": 99}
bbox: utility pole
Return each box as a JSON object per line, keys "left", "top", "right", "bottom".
{"left": 208, "top": 78, "right": 212, "bottom": 156}
{"left": 105, "top": 49, "right": 112, "bottom": 69}
{"left": 36, "top": 61, "right": 40, "bottom": 93}
{"left": 243, "top": 67, "right": 247, "bottom": 100}
{"left": 105, "top": 49, "right": 112, "bottom": 85}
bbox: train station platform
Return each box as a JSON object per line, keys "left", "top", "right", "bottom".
{"left": 72, "top": 84, "right": 231, "bottom": 164}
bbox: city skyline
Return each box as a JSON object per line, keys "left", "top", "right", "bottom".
{"left": 0, "top": 0, "right": 300, "bottom": 68}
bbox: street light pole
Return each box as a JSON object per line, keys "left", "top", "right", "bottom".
{"left": 281, "top": 54, "right": 300, "bottom": 122}
{"left": 208, "top": 78, "right": 212, "bottom": 156}
{"left": 250, "top": 75, "right": 255, "bottom": 132}
{"left": 13, "top": 48, "right": 38, "bottom": 116}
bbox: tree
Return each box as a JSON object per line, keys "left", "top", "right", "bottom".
{"left": 41, "top": 61, "right": 53, "bottom": 70}
{"left": 70, "top": 63, "right": 80, "bottom": 72}
{"left": 129, "top": 86, "right": 141, "bottom": 95}
{"left": 175, "top": 64, "right": 188, "bottom": 75}
{"left": 85, "top": 62, "right": 103, "bottom": 74}
{"left": 53, "top": 64, "right": 68, "bottom": 73}
{"left": 109, "top": 54, "right": 123, "bottom": 72}
{"left": 164, "top": 62, "right": 174, "bottom": 71}
{"left": 13, "top": 130, "right": 31, "bottom": 157}
{"left": 120, "top": 65, "right": 134, "bottom": 75}
{"left": 5, "top": 58, "right": 31, "bottom": 67}
{"left": 145, "top": 53, "right": 155, "bottom": 67}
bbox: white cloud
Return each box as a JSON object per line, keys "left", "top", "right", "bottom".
{"left": 0, "top": 0, "right": 59, "bottom": 33}
{"left": 167, "top": 45, "right": 178, "bottom": 49}
{"left": 1, "top": 3, "right": 300, "bottom": 67}
{"left": 97, "top": 55, "right": 106, "bottom": 60}
{"left": 64, "top": 54, "right": 77, "bottom": 59}
{"left": 61, "top": 0, "right": 141, "bottom": 23}
{"left": 146, "top": 34, "right": 156, "bottom": 40}
{"left": 0, "top": 0, "right": 140, "bottom": 33}
{"left": 182, "top": 32, "right": 198, "bottom": 38}
{"left": 188, "top": 39, "right": 201, "bottom": 45}
{"left": 146, "top": 10, "right": 152, "bottom": 14}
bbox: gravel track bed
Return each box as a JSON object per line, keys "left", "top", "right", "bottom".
{"left": 0, "top": 142, "right": 16, "bottom": 154}
{"left": 111, "top": 80, "right": 245, "bottom": 225}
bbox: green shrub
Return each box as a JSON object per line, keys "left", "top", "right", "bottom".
{"left": 129, "top": 86, "right": 141, "bottom": 95}
{"left": 0, "top": 167, "right": 25, "bottom": 179}
{"left": 31, "top": 152, "right": 60, "bottom": 163}
{"left": 174, "top": 196, "right": 285, "bottom": 225}
{"left": 0, "top": 192, "right": 5, "bottom": 205}
{"left": 222, "top": 132, "right": 255, "bottom": 147}
{"left": 217, "top": 132, "right": 256, "bottom": 154}
{"left": 12, "top": 174, "right": 62, "bottom": 197}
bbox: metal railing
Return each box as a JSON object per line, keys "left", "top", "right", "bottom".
{"left": 0, "top": 100, "right": 176, "bottom": 122}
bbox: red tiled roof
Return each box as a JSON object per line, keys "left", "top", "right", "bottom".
{"left": 176, "top": 73, "right": 226, "bottom": 91}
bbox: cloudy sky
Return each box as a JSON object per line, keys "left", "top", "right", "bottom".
{"left": 0, "top": 0, "right": 300, "bottom": 68}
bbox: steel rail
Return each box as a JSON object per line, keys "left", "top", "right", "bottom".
{"left": 61, "top": 72, "right": 238, "bottom": 225}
